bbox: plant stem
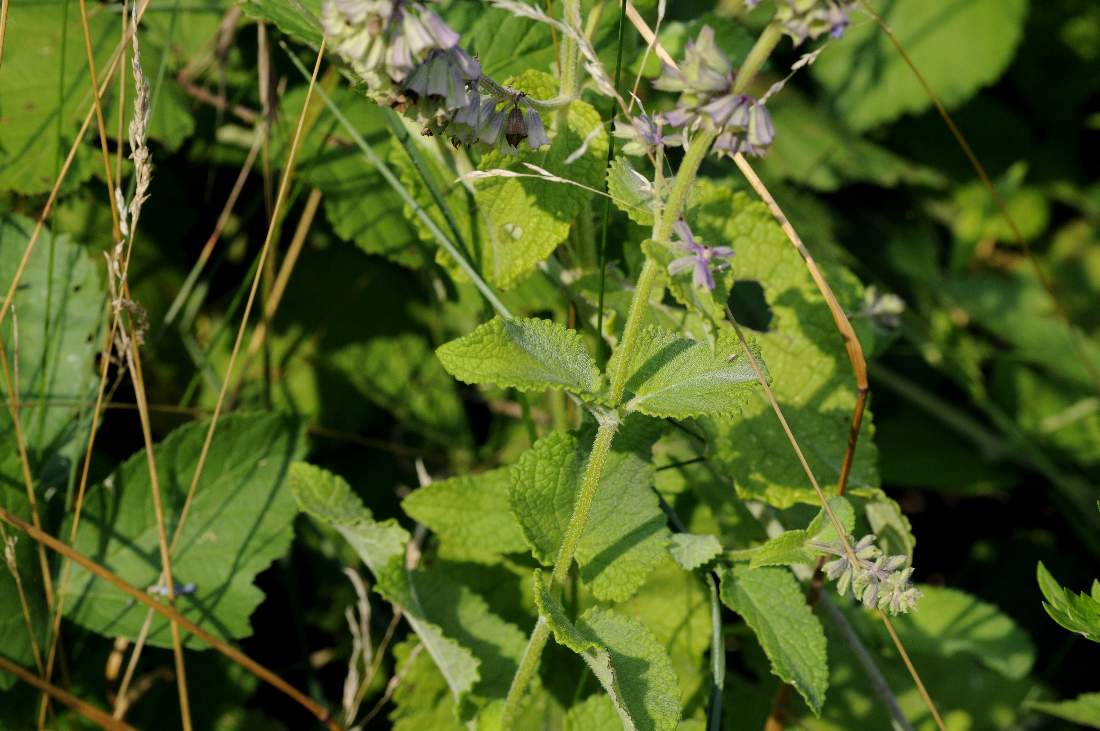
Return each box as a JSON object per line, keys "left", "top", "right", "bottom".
{"left": 731, "top": 20, "right": 783, "bottom": 95}
{"left": 558, "top": 0, "right": 583, "bottom": 99}
{"left": 501, "top": 122, "right": 720, "bottom": 727}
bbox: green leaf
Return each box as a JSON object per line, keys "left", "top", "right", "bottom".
{"left": 535, "top": 571, "right": 682, "bottom": 731}
{"left": 294, "top": 462, "right": 524, "bottom": 716}
{"left": 375, "top": 561, "right": 527, "bottom": 717}
{"left": 0, "top": 3, "right": 114, "bottom": 193}
{"left": 614, "top": 327, "right": 761, "bottom": 418}
{"left": 885, "top": 586, "right": 1035, "bottom": 679}
{"left": 402, "top": 467, "right": 529, "bottom": 555}
{"left": 389, "top": 638, "right": 465, "bottom": 731}
{"left": 811, "top": 0, "right": 1028, "bottom": 130}
{"left": 62, "top": 414, "right": 305, "bottom": 649}
{"left": 510, "top": 429, "right": 670, "bottom": 601}
{"left": 608, "top": 157, "right": 657, "bottom": 226}
{"left": 240, "top": 0, "right": 323, "bottom": 47}
{"left": 1037, "top": 561, "right": 1100, "bottom": 642}
{"left": 0, "top": 215, "right": 103, "bottom": 487}
{"left": 1026, "top": 692, "right": 1100, "bottom": 728}
{"left": 564, "top": 694, "right": 621, "bottom": 731}
{"left": 619, "top": 558, "right": 713, "bottom": 717}
{"left": 333, "top": 334, "right": 469, "bottom": 445}
{"left": 692, "top": 183, "right": 877, "bottom": 509}
{"left": 718, "top": 565, "right": 828, "bottom": 714}
{"left": 728, "top": 497, "right": 854, "bottom": 568}
{"left": 668, "top": 534, "right": 723, "bottom": 571}
{"left": 436, "top": 316, "right": 601, "bottom": 395}
{"left": 290, "top": 462, "right": 409, "bottom": 574}
{"left": 444, "top": 5, "right": 557, "bottom": 79}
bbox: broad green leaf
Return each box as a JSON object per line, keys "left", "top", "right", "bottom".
{"left": 240, "top": 0, "right": 323, "bottom": 47}
{"left": 0, "top": 3, "right": 113, "bottom": 193}
{"left": 402, "top": 467, "right": 529, "bottom": 555}
{"left": 1026, "top": 692, "right": 1100, "bottom": 728}
{"left": 608, "top": 157, "right": 657, "bottom": 226}
{"left": 290, "top": 462, "right": 409, "bottom": 574}
{"left": 691, "top": 183, "right": 877, "bottom": 508}
{"left": 564, "top": 694, "right": 621, "bottom": 731}
{"left": 668, "top": 534, "right": 723, "bottom": 571}
{"left": 333, "top": 334, "right": 469, "bottom": 445}
{"left": 535, "top": 571, "right": 682, "bottom": 731}
{"left": 614, "top": 327, "right": 761, "bottom": 418}
{"left": 389, "top": 638, "right": 465, "bottom": 731}
{"left": 1037, "top": 561, "right": 1100, "bottom": 642}
{"left": 619, "top": 559, "right": 712, "bottom": 717}
{"left": 294, "top": 462, "right": 523, "bottom": 717}
{"left": 728, "top": 497, "right": 854, "bottom": 568}
{"left": 718, "top": 565, "right": 828, "bottom": 714}
{"left": 62, "top": 414, "right": 305, "bottom": 648}
{"left": 376, "top": 561, "right": 527, "bottom": 718}
{"left": 437, "top": 316, "right": 601, "bottom": 395}
{"left": 0, "top": 215, "right": 101, "bottom": 689}
{"left": 444, "top": 5, "right": 557, "bottom": 79}
{"left": 0, "top": 215, "right": 103, "bottom": 487}
{"left": 510, "top": 429, "right": 670, "bottom": 601}
{"left": 812, "top": 0, "right": 1028, "bottom": 130}
{"left": 884, "top": 586, "right": 1035, "bottom": 679}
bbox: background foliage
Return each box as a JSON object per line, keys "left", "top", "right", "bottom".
{"left": 0, "top": 0, "right": 1099, "bottom": 729}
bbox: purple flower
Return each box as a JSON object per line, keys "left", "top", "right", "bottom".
{"left": 667, "top": 220, "right": 734, "bottom": 291}
{"left": 614, "top": 111, "right": 682, "bottom": 156}
{"left": 710, "top": 96, "right": 774, "bottom": 157}
{"left": 776, "top": 0, "right": 857, "bottom": 45}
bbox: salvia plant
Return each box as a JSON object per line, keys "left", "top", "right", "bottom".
{"left": 0, "top": 0, "right": 1097, "bottom": 730}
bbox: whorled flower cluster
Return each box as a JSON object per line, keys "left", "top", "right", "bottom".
{"left": 752, "top": 0, "right": 858, "bottom": 45}
{"left": 652, "top": 26, "right": 775, "bottom": 158}
{"left": 322, "top": 0, "right": 549, "bottom": 153}
{"left": 813, "top": 535, "right": 923, "bottom": 615}
{"left": 668, "top": 220, "right": 734, "bottom": 291}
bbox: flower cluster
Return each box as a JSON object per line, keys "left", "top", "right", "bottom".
{"left": 654, "top": 27, "right": 775, "bottom": 158}
{"left": 322, "top": 0, "right": 549, "bottom": 153}
{"left": 773, "top": 0, "right": 858, "bottom": 45}
{"left": 668, "top": 220, "right": 734, "bottom": 291}
{"left": 813, "top": 535, "right": 923, "bottom": 615}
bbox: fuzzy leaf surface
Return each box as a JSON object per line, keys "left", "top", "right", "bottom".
{"left": 402, "top": 467, "right": 529, "bottom": 555}
{"left": 1037, "top": 562, "right": 1100, "bottom": 643}
{"left": 437, "top": 316, "right": 601, "bottom": 395}
{"left": 535, "top": 572, "right": 682, "bottom": 731}
{"left": 729, "top": 497, "right": 854, "bottom": 568}
{"left": 290, "top": 462, "right": 409, "bottom": 574}
{"left": 668, "top": 534, "right": 723, "bottom": 571}
{"left": 718, "top": 565, "right": 828, "bottom": 714}
{"left": 614, "top": 327, "right": 760, "bottom": 418}
{"left": 510, "top": 429, "right": 669, "bottom": 601}
{"left": 62, "top": 414, "right": 304, "bottom": 648}
{"left": 607, "top": 157, "right": 657, "bottom": 226}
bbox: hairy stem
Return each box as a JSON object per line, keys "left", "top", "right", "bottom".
{"left": 731, "top": 20, "right": 783, "bottom": 95}
{"left": 501, "top": 122, "right": 719, "bottom": 727}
